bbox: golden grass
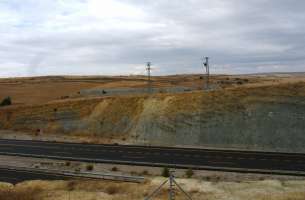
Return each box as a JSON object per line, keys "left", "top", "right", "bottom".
{"left": 0, "top": 74, "right": 283, "bottom": 106}
{"left": 0, "top": 187, "right": 42, "bottom": 200}
{"left": 0, "top": 179, "right": 304, "bottom": 200}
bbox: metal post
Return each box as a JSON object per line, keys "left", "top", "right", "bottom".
{"left": 169, "top": 170, "right": 175, "bottom": 200}
{"left": 203, "top": 57, "right": 210, "bottom": 90}
{"left": 146, "top": 62, "right": 152, "bottom": 93}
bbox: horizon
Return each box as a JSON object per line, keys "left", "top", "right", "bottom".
{"left": 1, "top": 71, "right": 305, "bottom": 79}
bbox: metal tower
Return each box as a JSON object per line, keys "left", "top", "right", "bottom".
{"left": 144, "top": 170, "right": 193, "bottom": 200}
{"left": 203, "top": 57, "right": 210, "bottom": 90}
{"left": 146, "top": 62, "right": 152, "bottom": 93}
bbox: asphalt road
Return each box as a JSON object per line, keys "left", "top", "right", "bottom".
{"left": 0, "top": 167, "right": 70, "bottom": 184}
{"left": 0, "top": 139, "right": 304, "bottom": 176}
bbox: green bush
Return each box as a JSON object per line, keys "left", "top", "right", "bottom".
{"left": 0, "top": 96, "right": 12, "bottom": 107}
{"left": 161, "top": 167, "right": 170, "bottom": 177}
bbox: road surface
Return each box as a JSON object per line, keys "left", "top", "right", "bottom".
{"left": 0, "top": 139, "right": 304, "bottom": 176}
{"left": 0, "top": 167, "right": 70, "bottom": 184}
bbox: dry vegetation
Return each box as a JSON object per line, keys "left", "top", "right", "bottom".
{"left": 1, "top": 74, "right": 305, "bottom": 199}
{"left": 0, "top": 73, "right": 305, "bottom": 143}
{"left": 0, "top": 74, "right": 271, "bottom": 106}
{"left": 0, "top": 73, "right": 303, "bottom": 108}
{"left": 0, "top": 178, "right": 305, "bottom": 200}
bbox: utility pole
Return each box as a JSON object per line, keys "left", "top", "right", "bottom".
{"left": 203, "top": 57, "right": 210, "bottom": 90}
{"left": 146, "top": 62, "right": 152, "bottom": 93}
{"left": 144, "top": 170, "right": 193, "bottom": 200}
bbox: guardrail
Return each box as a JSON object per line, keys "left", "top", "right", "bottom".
{"left": 0, "top": 165, "right": 145, "bottom": 183}
{"left": 1, "top": 151, "right": 305, "bottom": 177}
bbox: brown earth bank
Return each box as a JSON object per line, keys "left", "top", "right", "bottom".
{"left": 0, "top": 178, "right": 305, "bottom": 200}
{"left": 0, "top": 73, "right": 305, "bottom": 152}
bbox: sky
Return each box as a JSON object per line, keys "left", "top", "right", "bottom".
{"left": 0, "top": 0, "right": 305, "bottom": 77}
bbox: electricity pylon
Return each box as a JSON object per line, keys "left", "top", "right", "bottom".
{"left": 146, "top": 62, "right": 152, "bottom": 93}
{"left": 144, "top": 170, "right": 193, "bottom": 200}
{"left": 202, "top": 57, "right": 210, "bottom": 90}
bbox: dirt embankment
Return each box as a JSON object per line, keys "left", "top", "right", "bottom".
{"left": 1, "top": 81, "right": 305, "bottom": 152}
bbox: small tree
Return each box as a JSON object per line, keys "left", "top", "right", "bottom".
{"left": 161, "top": 167, "right": 170, "bottom": 177}
{"left": 0, "top": 96, "right": 12, "bottom": 107}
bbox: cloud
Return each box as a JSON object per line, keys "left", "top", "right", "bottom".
{"left": 0, "top": 0, "right": 304, "bottom": 77}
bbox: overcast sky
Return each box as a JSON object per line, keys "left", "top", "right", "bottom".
{"left": 0, "top": 0, "right": 305, "bottom": 77}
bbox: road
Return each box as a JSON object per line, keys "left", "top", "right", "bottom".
{"left": 0, "top": 139, "right": 304, "bottom": 176}
{"left": 0, "top": 167, "right": 70, "bottom": 184}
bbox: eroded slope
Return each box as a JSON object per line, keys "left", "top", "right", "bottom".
{"left": 1, "top": 81, "right": 305, "bottom": 152}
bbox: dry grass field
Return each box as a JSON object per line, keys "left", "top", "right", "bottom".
{"left": 0, "top": 74, "right": 278, "bottom": 106}
{"left": 0, "top": 178, "right": 305, "bottom": 200}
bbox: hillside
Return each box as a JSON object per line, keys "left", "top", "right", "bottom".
{"left": 0, "top": 74, "right": 268, "bottom": 105}
{"left": 0, "top": 74, "right": 305, "bottom": 152}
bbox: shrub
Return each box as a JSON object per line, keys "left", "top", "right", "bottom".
{"left": 86, "top": 164, "right": 94, "bottom": 171}
{"left": 66, "top": 181, "right": 77, "bottom": 191}
{"left": 0, "top": 96, "right": 12, "bottom": 107}
{"left": 185, "top": 168, "right": 194, "bottom": 178}
{"left": 111, "top": 166, "right": 118, "bottom": 171}
{"left": 65, "top": 161, "right": 71, "bottom": 166}
{"left": 130, "top": 171, "right": 137, "bottom": 175}
{"left": 161, "top": 167, "right": 170, "bottom": 177}
{"left": 106, "top": 185, "right": 119, "bottom": 195}
{"left": 142, "top": 170, "right": 149, "bottom": 175}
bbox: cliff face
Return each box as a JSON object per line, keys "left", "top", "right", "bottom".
{"left": 1, "top": 82, "right": 305, "bottom": 152}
